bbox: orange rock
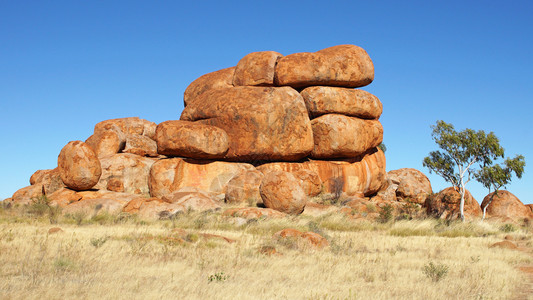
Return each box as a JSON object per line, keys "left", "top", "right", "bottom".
{"left": 57, "top": 141, "right": 102, "bottom": 191}
{"left": 260, "top": 171, "right": 307, "bottom": 215}
{"left": 300, "top": 86, "right": 382, "bottom": 119}
{"left": 259, "top": 245, "right": 277, "bottom": 255}
{"left": 274, "top": 45, "right": 374, "bottom": 88}
{"left": 48, "top": 188, "right": 82, "bottom": 207}
{"left": 85, "top": 129, "right": 125, "bottom": 158}
{"left": 273, "top": 228, "right": 329, "bottom": 249}
{"left": 527, "top": 204, "right": 533, "bottom": 214}
{"left": 123, "top": 135, "right": 158, "bottom": 157}
{"left": 94, "top": 117, "right": 156, "bottom": 139}
{"left": 123, "top": 197, "right": 183, "bottom": 220}
{"left": 222, "top": 207, "right": 286, "bottom": 219}
{"left": 161, "top": 187, "right": 221, "bottom": 212}
{"left": 225, "top": 170, "right": 264, "bottom": 205}
{"left": 29, "top": 168, "right": 65, "bottom": 195}
{"left": 425, "top": 187, "right": 482, "bottom": 220}
{"left": 257, "top": 147, "right": 386, "bottom": 196}
{"left": 490, "top": 240, "right": 518, "bottom": 249}
{"left": 149, "top": 158, "right": 254, "bottom": 198}
{"left": 48, "top": 227, "right": 63, "bottom": 234}
{"left": 388, "top": 168, "right": 433, "bottom": 204}
{"left": 180, "top": 86, "right": 313, "bottom": 161}
{"left": 293, "top": 169, "right": 322, "bottom": 197}
{"left": 199, "top": 233, "right": 236, "bottom": 244}
{"left": 481, "top": 190, "right": 533, "bottom": 220}
{"left": 183, "top": 67, "right": 235, "bottom": 107}
{"left": 233, "top": 51, "right": 283, "bottom": 86}
{"left": 311, "top": 114, "right": 383, "bottom": 159}
{"left": 11, "top": 185, "right": 43, "bottom": 205}
{"left": 155, "top": 120, "right": 229, "bottom": 159}
{"left": 301, "top": 202, "right": 338, "bottom": 217}
{"left": 94, "top": 153, "right": 158, "bottom": 196}
{"left": 62, "top": 197, "right": 130, "bottom": 215}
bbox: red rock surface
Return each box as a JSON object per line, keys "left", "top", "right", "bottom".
{"left": 387, "top": 168, "right": 433, "bottom": 204}
{"left": 29, "top": 168, "right": 65, "bottom": 195}
{"left": 425, "top": 187, "right": 482, "bottom": 220}
{"left": 293, "top": 169, "right": 322, "bottom": 197}
{"left": 161, "top": 187, "right": 221, "bottom": 212}
{"left": 183, "top": 67, "right": 235, "bottom": 107}
{"left": 149, "top": 158, "right": 254, "bottom": 198}
{"left": 94, "top": 153, "right": 158, "bottom": 196}
{"left": 257, "top": 147, "right": 386, "bottom": 196}
{"left": 310, "top": 114, "right": 383, "bottom": 159}
{"left": 300, "top": 86, "right": 382, "bottom": 119}
{"left": 273, "top": 228, "right": 329, "bottom": 249}
{"left": 57, "top": 141, "right": 102, "bottom": 191}
{"left": 225, "top": 170, "right": 264, "bottom": 205}
{"left": 222, "top": 207, "right": 286, "bottom": 219}
{"left": 94, "top": 117, "right": 156, "bottom": 139}
{"left": 259, "top": 171, "right": 307, "bottom": 215}
{"left": 481, "top": 190, "right": 533, "bottom": 220}
{"left": 301, "top": 202, "right": 338, "bottom": 217}
{"left": 85, "top": 129, "right": 125, "bottom": 158}
{"left": 233, "top": 51, "right": 283, "bottom": 86}
{"left": 11, "top": 185, "right": 43, "bottom": 206}
{"left": 122, "top": 135, "right": 158, "bottom": 157}
{"left": 180, "top": 86, "right": 313, "bottom": 161}
{"left": 155, "top": 120, "right": 229, "bottom": 159}
{"left": 274, "top": 45, "right": 374, "bottom": 88}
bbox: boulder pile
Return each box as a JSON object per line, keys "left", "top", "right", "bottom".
{"left": 8, "top": 44, "right": 389, "bottom": 218}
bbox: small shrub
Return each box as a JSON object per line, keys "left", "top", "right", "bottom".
{"left": 185, "top": 233, "right": 199, "bottom": 243}
{"left": 27, "top": 195, "right": 52, "bottom": 217}
{"left": 208, "top": 272, "right": 229, "bottom": 283}
{"left": 90, "top": 236, "right": 109, "bottom": 249}
{"left": 423, "top": 261, "right": 449, "bottom": 282}
{"left": 379, "top": 204, "right": 394, "bottom": 223}
{"left": 500, "top": 223, "right": 517, "bottom": 233}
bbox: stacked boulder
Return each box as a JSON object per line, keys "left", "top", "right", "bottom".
{"left": 8, "top": 45, "right": 388, "bottom": 218}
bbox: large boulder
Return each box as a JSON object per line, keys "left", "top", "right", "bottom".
{"left": 57, "top": 141, "right": 102, "bottom": 191}
{"left": 387, "top": 168, "right": 433, "bottom": 205}
{"left": 425, "top": 187, "right": 482, "bottom": 220}
{"left": 149, "top": 158, "right": 254, "bottom": 198}
{"left": 94, "top": 153, "right": 158, "bottom": 196}
{"left": 29, "top": 168, "right": 65, "bottom": 195}
{"left": 161, "top": 187, "right": 221, "bottom": 212}
{"left": 259, "top": 170, "right": 307, "bottom": 215}
{"left": 123, "top": 134, "right": 158, "bottom": 157}
{"left": 233, "top": 51, "right": 283, "bottom": 86}
{"left": 225, "top": 170, "right": 264, "bottom": 206}
{"left": 310, "top": 114, "right": 383, "bottom": 159}
{"left": 300, "top": 86, "right": 382, "bottom": 119}
{"left": 293, "top": 170, "right": 322, "bottom": 197}
{"left": 85, "top": 129, "right": 125, "bottom": 158}
{"left": 274, "top": 45, "right": 374, "bottom": 88}
{"left": 257, "top": 147, "right": 386, "bottom": 196}
{"left": 180, "top": 86, "right": 314, "bottom": 161}
{"left": 481, "top": 190, "right": 533, "bottom": 220}
{"left": 94, "top": 117, "right": 156, "bottom": 140}
{"left": 11, "top": 185, "right": 44, "bottom": 206}
{"left": 123, "top": 197, "right": 183, "bottom": 220}
{"left": 183, "top": 67, "right": 235, "bottom": 107}
{"left": 155, "top": 120, "right": 229, "bottom": 159}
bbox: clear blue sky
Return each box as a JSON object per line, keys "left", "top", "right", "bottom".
{"left": 1, "top": 1, "right": 532, "bottom": 204}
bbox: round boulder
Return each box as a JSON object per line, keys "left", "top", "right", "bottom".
{"left": 259, "top": 170, "right": 307, "bottom": 215}
{"left": 225, "top": 170, "right": 264, "bottom": 206}
{"left": 388, "top": 168, "right": 432, "bottom": 204}
{"left": 481, "top": 190, "right": 533, "bottom": 220}
{"left": 57, "top": 141, "right": 102, "bottom": 191}
{"left": 425, "top": 187, "right": 482, "bottom": 220}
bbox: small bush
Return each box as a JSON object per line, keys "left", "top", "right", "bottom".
{"left": 90, "top": 236, "right": 109, "bottom": 249}
{"left": 379, "top": 204, "right": 394, "bottom": 223}
{"left": 423, "top": 261, "right": 449, "bottom": 282}
{"left": 208, "top": 272, "right": 229, "bottom": 283}
{"left": 500, "top": 223, "right": 517, "bottom": 233}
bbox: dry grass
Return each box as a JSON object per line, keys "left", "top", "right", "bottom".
{"left": 0, "top": 204, "right": 531, "bottom": 299}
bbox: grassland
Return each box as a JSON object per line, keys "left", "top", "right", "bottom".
{"left": 1, "top": 203, "right": 532, "bottom": 299}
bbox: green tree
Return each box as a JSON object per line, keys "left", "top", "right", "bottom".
{"left": 423, "top": 120, "right": 504, "bottom": 221}
{"left": 475, "top": 155, "right": 525, "bottom": 220}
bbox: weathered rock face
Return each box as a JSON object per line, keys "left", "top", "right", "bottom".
{"left": 183, "top": 67, "right": 235, "bottom": 107}
{"left": 387, "top": 168, "right": 433, "bottom": 204}
{"left": 223, "top": 207, "right": 286, "bottom": 219}
{"left": 11, "top": 185, "right": 43, "bottom": 205}
{"left": 94, "top": 117, "right": 156, "bottom": 140}
{"left": 425, "top": 187, "right": 482, "bottom": 220}
{"left": 57, "top": 141, "right": 102, "bottom": 191}
{"left": 94, "top": 153, "right": 158, "bottom": 196}
{"left": 481, "top": 191, "right": 533, "bottom": 220}
{"left": 257, "top": 147, "right": 386, "bottom": 196}
{"left": 85, "top": 129, "right": 125, "bottom": 158}
{"left": 311, "top": 114, "right": 383, "bottom": 159}
{"left": 260, "top": 171, "right": 307, "bottom": 215}
{"left": 181, "top": 86, "right": 314, "bottom": 161}
{"left": 301, "top": 87, "right": 382, "bottom": 119}
{"left": 233, "top": 51, "right": 283, "bottom": 86}
{"left": 123, "top": 135, "right": 158, "bottom": 157}
{"left": 29, "top": 168, "right": 65, "bottom": 195}
{"left": 225, "top": 170, "right": 264, "bottom": 205}
{"left": 149, "top": 158, "right": 254, "bottom": 198}
{"left": 155, "top": 120, "right": 229, "bottom": 159}
{"left": 274, "top": 45, "right": 374, "bottom": 88}
{"left": 161, "top": 187, "right": 221, "bottom": 212}
{"left": 293, "top": 170, "right": 322, "bottom": 197}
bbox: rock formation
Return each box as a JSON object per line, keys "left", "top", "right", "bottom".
{"left": 425, "top": 187, "right": 482, "bottom": 220}
{"left": 481, "top": 190, "right": 533, "bottom": 220}
{"left": 8, "top": 44, "right": 390, "bottom": 218}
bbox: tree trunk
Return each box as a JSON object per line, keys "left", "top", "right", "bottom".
{"left": 459, "top": 182, "right": 465, "bottom": 222}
